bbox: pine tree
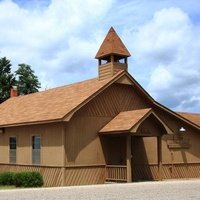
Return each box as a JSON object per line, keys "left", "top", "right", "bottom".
{"left": 0, "top": 57, "right": 16, "bottom": 103}
{"left": 15, "top": 64, "right": 41, "bottom": 95}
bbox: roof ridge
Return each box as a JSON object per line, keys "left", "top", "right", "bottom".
{"left": 177, "top": 111, "right": 200, "bottom": 115}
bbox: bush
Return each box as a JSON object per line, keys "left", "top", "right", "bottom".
{"left": 14, "top": 172, "right": 43, "bottom": 188}
{"left": 0, "top": 172, "right": 15, "bottom": 186}
{"left": 0, "top": 171, "right": 43, "bottom": 187}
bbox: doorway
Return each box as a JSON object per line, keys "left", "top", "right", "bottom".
{"left": 131, "top": 136, "right": 158, "bottom": 181}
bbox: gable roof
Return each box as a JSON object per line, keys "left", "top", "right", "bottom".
{"left": 0, "top": 71, "right": 125, "bottom": 127}
{"left": 0, "top": 69, "right": 199, "bottom": 131}
{"left": 177, "top": 112, "right": 200, "bottom": 126}
{"left": 95, "top": 27, "right": 131, "bottom": 59}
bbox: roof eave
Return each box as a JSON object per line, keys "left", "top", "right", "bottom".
{"left": 99, "top": 130, "right": 130, "bottom": 135}
{"left": 0, "top": 118, "right": 64, "bottom": 128}
{"left": 95, "top": 52, "right": 131, "bottom": 59}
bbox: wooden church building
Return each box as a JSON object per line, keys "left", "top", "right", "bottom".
{"left": 0, "top": 27, "right": 199, "bottom": 186}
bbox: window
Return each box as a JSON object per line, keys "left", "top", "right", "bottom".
{"left": 9, "top": 137, "right": 16, "bottom": 163}
{"left": 32, "top": 136, "right": 41, "bottom": 165}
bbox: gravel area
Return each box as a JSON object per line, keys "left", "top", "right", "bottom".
{"left": 0, "top": 179, "right": 200, "bottom": 200}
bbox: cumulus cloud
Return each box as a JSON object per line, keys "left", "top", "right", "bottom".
{"left": 0, "top": 0, "right": 113, "bottom": 88}
{"left": 134, "top": 8, "right": 200, "bottom": 112}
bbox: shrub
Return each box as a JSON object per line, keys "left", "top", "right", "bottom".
{"left": 0, "top": 172, "right": 15, "bottom": 186}
{"left": 14, "top": 172, "right": 43, "bottom": 188}
{"left": 0, "top": 171, "right": 43, "bottom": 187}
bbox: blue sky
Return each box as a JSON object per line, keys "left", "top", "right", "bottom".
{"left": 0, "top": 0, "right": 200, "bottom": 113}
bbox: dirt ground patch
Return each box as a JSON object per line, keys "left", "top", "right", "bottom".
{"left": 0, "top": 179, "right": 200, "bottom": 200}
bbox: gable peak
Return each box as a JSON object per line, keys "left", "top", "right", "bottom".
{"left": 108, "top": 26, "right": 115, "bottom": 33}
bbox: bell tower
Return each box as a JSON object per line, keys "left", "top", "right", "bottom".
{"left": 95, "top": 27, "right": 131, "bottom": 80}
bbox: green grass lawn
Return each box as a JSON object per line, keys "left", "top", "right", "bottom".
{"left": 0, "top": 185, "right": 16, "bottom": 190}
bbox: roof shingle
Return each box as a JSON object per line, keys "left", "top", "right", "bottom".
{"left": 177, "top": 112, "right": 200, "bottom": 126}
{"left": 0, "top": 71, "right": 124, "bottom": 127}
{"left": 99, "top": 108, "right": 151, "bottom": 133}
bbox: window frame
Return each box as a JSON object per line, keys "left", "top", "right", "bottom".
{"left": 31, "top": 135, "right": 41, "bottom": 165}
{"left": 9, "top": 136, "right": 17, "bottom": 164}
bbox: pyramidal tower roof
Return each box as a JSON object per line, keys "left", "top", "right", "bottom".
{"left": 95, "top": 27, "right": 131, "bottom": 59}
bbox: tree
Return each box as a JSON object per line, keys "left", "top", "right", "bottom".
{"left": 0, "top": 57, "right": 16, "bottom": 103}
{"left": 15, "top": 64, "right": 41, "bottom": 95}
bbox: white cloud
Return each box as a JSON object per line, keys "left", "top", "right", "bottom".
{"left": 134, "top": 7, "right": 200, "bottom": 112}
{"left": 0, "top": 1, "right": 200, "bottom": 113}
{"left": 0, "top": 0, "right": 113, "bottom": 88}
{"left": 148, "top": 66, "right": 173, "bottom": 91}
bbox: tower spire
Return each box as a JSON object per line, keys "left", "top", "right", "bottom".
{"left": 95, "top": 27, "right": 131, "bottom": 59}
{"left": 95, "top": 27, "right": 131, "bottom": 80}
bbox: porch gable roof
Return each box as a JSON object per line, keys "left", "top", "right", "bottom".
{"left": 99, "top": 108, "right": 172, "bottom": 134}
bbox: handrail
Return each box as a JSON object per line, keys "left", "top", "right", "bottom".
{"left": 106, "top": 165, "right": 127, "bottom": 181}
{"left": 106, "top": 165, "right": 126, "bottom": 168}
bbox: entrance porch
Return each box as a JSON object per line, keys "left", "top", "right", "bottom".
{"left": 99, "top": 108, "right": 172, "bottom": 182}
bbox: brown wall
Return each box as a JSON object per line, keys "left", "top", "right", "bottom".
{"left": 0, "top": 81, "right": 199, "bottom": 184}
{"left": 131, "top": 115, "right": 166, "bottom": 166}
{"left": 129, "top": 108, "right": 200, "bottom": 180}
{"left": 65, "top": 82, "right": 200, "bottom": 168}
{"left": 132, "top": 137, "right": 158, "bottom": 165}
{"left": 132, "top": 107, "right": 200, "bottom": 167}
{"left": 0, "top": 123, "right": 64, "bottom": 166}
{"left": 65, "top": 83, "right": 150, "bottom": 165}
{"left": 0, "top": 82, "right": 151, "bottom": 167}
{"left": 155, "top": 107, "right": 200, "bottom": 164}
{"left": 131, "top": 134, "right": 200, "bottom": 167}
{"left": 65, "top": 115, "right": 110, "bottom": 165}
